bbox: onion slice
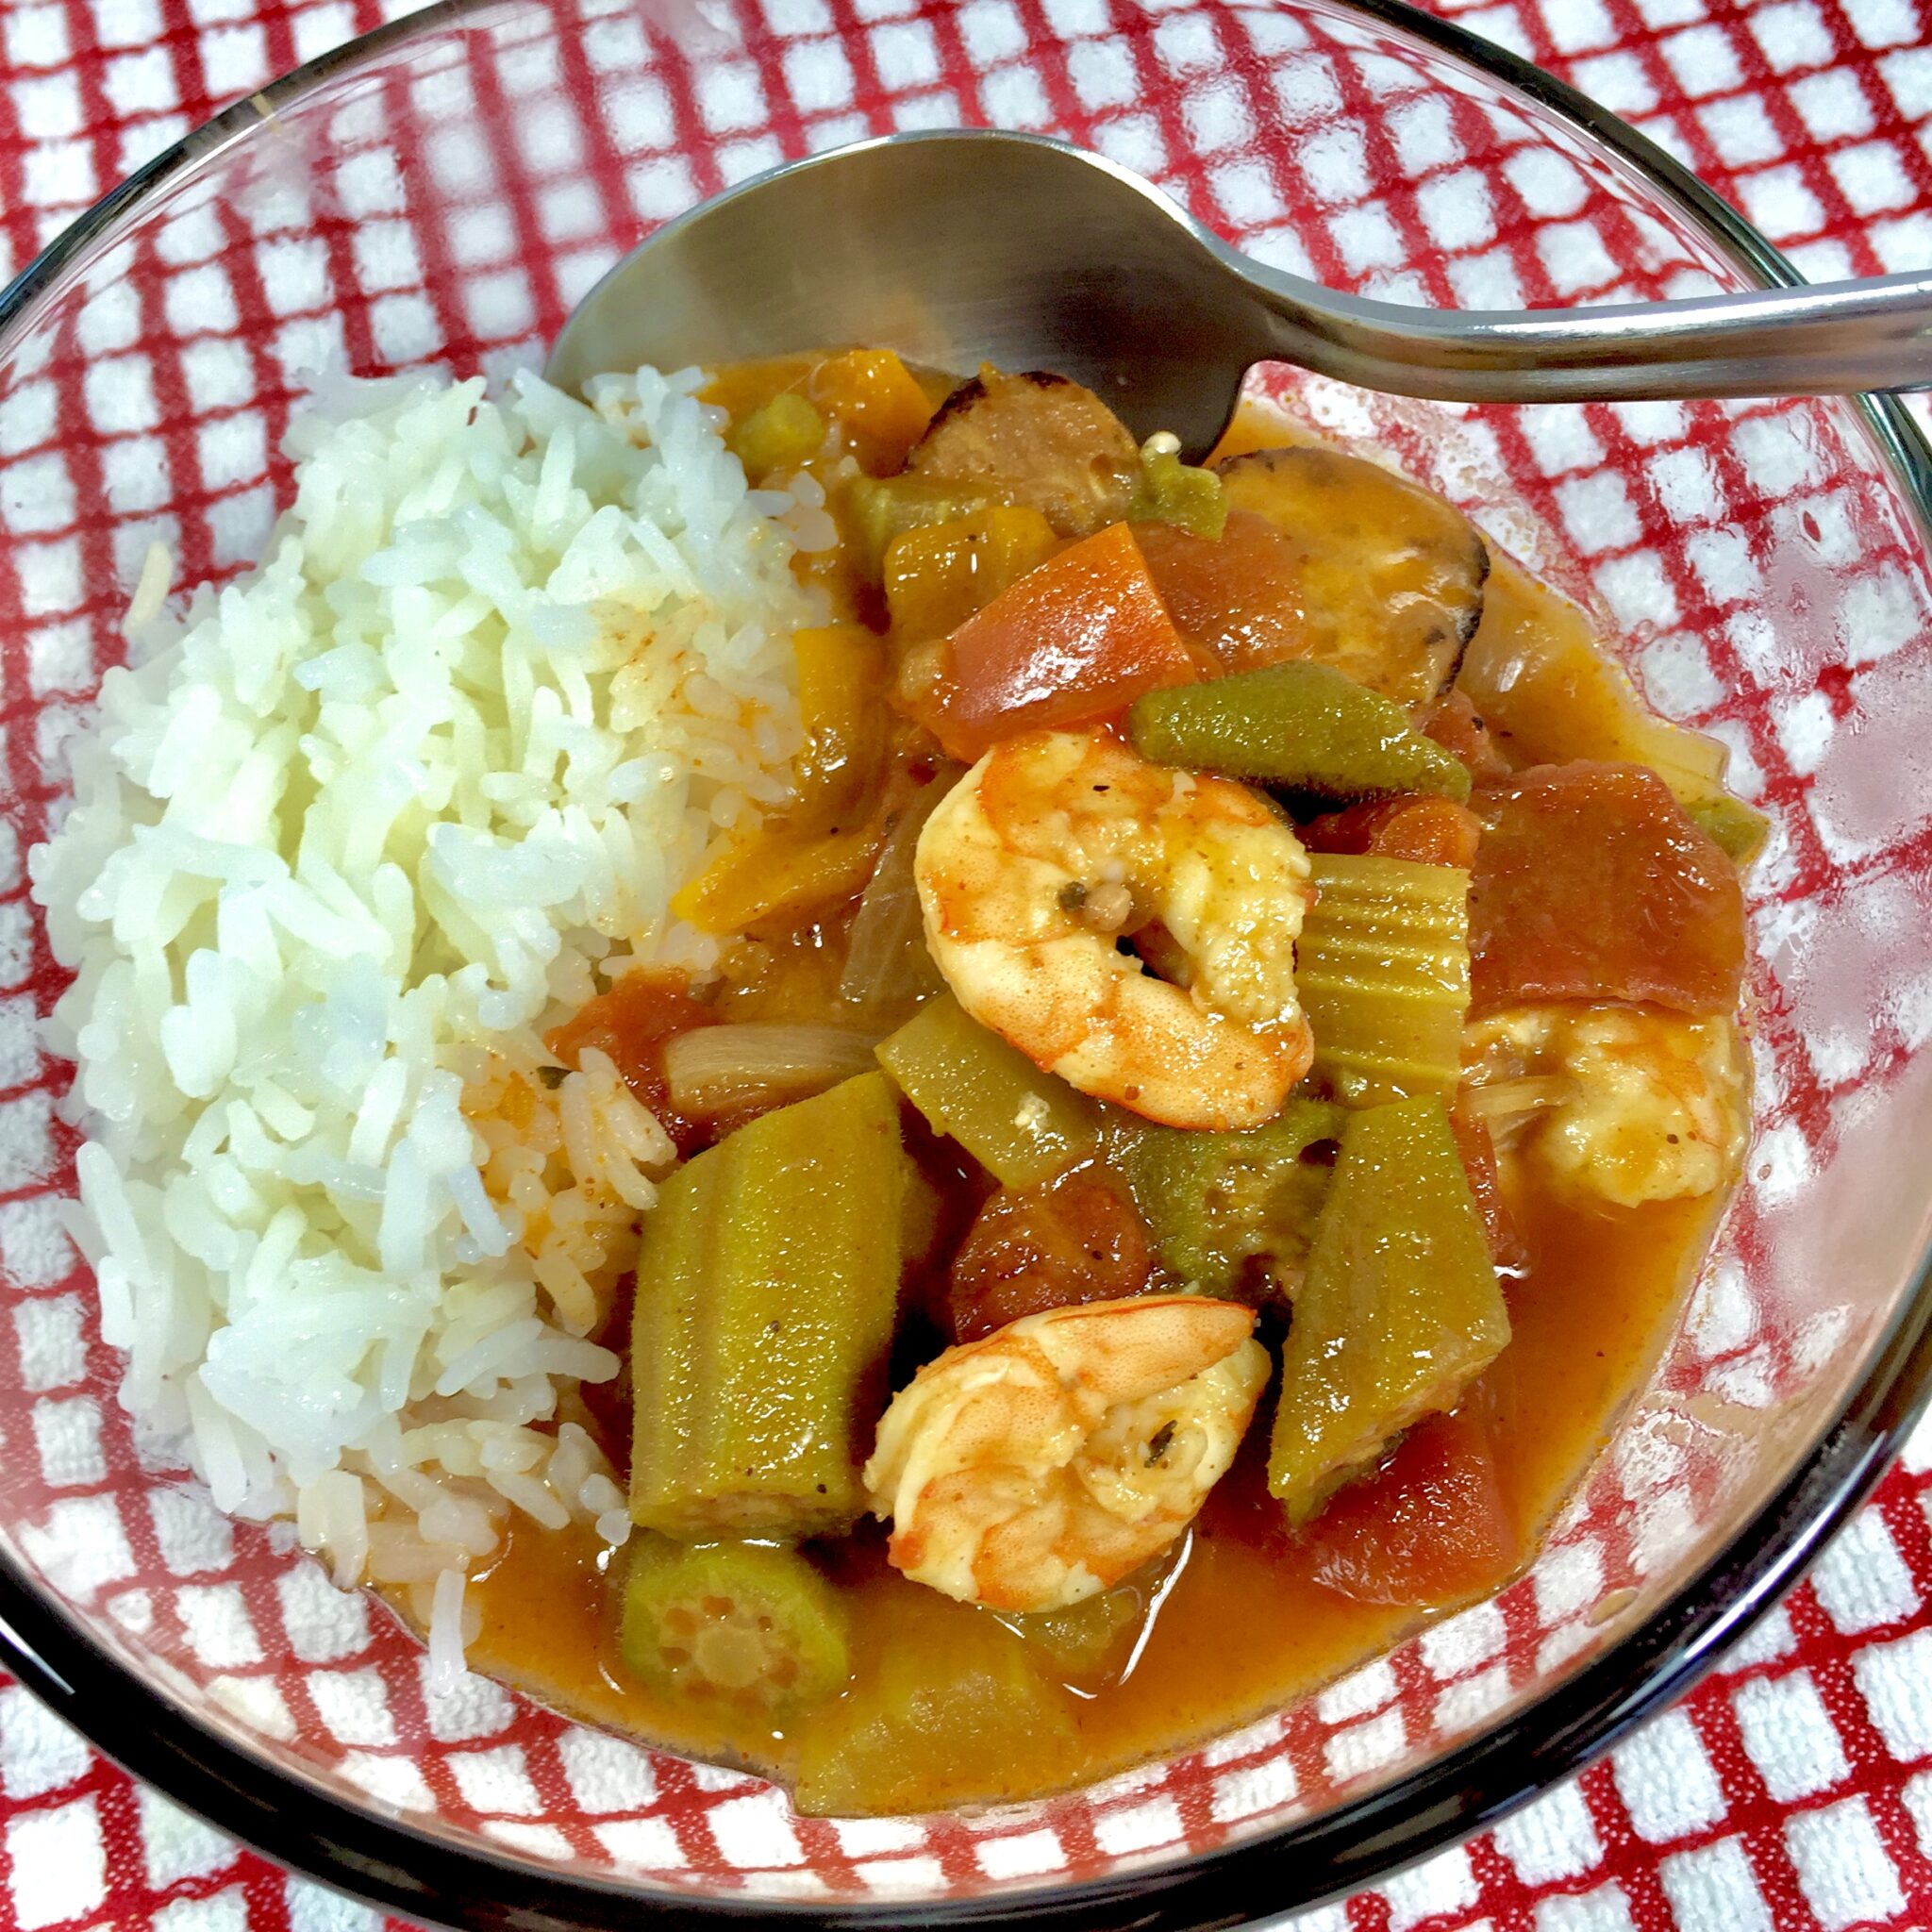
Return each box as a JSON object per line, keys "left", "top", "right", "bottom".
{"left": 1459, "top": 1074, "right": 1575, "bottom": 1122}
{"left": 663, "top": 1024, "right": 881, "bottom": 1117}
{"left": 840, "top": 761, "right": 962, "bottom": 1022}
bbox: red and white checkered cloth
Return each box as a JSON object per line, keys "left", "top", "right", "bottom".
{"left": 4, "top": 1, "right": 1932, "bottom": 1928}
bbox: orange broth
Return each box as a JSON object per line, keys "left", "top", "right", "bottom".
{"left": 458, "top": 1176, "right": 1710, "bottom": 1805}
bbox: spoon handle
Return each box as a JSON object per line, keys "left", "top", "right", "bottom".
{"left": 1244, "top": 266, "right": 1932, "bottom": 404}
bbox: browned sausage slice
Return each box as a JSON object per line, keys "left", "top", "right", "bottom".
{"left": 1214, "top": 446, "right": 1488, "bottom": 707}
{"left": 903, "top": 366, "right": 1141, "bottom": 539}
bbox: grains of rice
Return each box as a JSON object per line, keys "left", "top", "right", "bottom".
{"left": 29, "top": 364, "right": 825, "bottom": 1668}
{"left": 428, "top": 1567, "right": 471, "bottom": 1694}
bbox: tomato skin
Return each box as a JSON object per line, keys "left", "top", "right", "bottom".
{"left": 1469, "top": 760, "right": 1745, "bottom": 1018}
{"left": 1448, "top": 1096, "right": 1527, "bottom": 1276}
{"left": 1301, "top": 794, "right": 1482, "bottom": 869}
{"left": 546, "top": 971, "right": 716, "bottom": 1156}
{"left": 948, "top": 1170, "right": 1155, "bottom": 1341}
{"left": 1418, "top": 688, "right": 1508, "bottom": 777}
{"left": 1135, "top": 509, "right": 1309, "bottom": 674}
{"left": 928, "top": 524, "right": 1200, "bottom": 760}
{"left": 1301, "top": 1404, "right": 1519, "bottom": 1608}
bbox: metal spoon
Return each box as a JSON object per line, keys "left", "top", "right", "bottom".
{"left": 546, "top": 127, "right": 1932, "bottom": 461}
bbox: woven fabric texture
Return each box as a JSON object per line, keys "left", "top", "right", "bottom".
{"left": 2, "top": 0, "right": 1932, "bottom": 1928}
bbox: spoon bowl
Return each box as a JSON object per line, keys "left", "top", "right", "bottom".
{"left": 548, "top": 128, "right": 1932, "bottom": 459}
{"left": 545, "top": 132, "right": 1263, "bottom": 457}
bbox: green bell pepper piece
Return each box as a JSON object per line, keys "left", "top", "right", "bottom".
{"left": 1130, "top": 660, "right": 1473, "bottom": 803}
{"left": 876, "top": 991, "right": 1101, "bottom": 1188}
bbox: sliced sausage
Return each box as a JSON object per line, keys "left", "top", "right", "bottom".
{"left": 1214, "top": 446, "right": 1489, "bottom": 707}
{"left": 904, "top": 366, "right": 1141, "bottom": 539}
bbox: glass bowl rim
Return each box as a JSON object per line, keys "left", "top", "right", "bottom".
{"left": 1, "top": 3, "right": 1930, "bottom": 1927}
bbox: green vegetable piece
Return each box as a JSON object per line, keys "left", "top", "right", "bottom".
{"left": 846, "top": 475, "right": 1000, "bottom": 578}
{"left": 1129, "top": 660, "right": 1473, "bottom": 804}
{"left": 793, "top": 1590, "right": 1075, "bottom": 1815}
{"left": 1299, "top": 854, "right": 1472, "bottom": 1107}
{"left": 1128, "top": 434, "right": 1228, "bottom": 539}
{"left": 1000, "top": 1579, "right": 1148, "bottom": 1681}
{"left": 876, "top": 991, "right": 1101, "bottom": 1188}
{"left": 728, "top": 391, "right": 824, "bottom": 479}
{"left": 1683, "top": 791, "right": 1769, "bottom": 869}
{"left": 630, "top": 1071, "right": 908, "bottom": 1540}
{"left": 1269, "top": 1096, "right": 1509, "bottom": 1525}
{"left": 1120, "top": 1097, "right": 1346, "bottom": 1302}
{"left": 618, "top": 1537, "right": 851, "bottom": 1714}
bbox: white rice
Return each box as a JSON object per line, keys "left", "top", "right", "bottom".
{"left": 29, "top": 364, "right": 826, "bottom": 1687}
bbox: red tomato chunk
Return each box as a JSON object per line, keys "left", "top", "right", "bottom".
{"left": 546, "top": 971, "right": 715, "bottom": 1157}
{"left": 1301, "top": 794, "right": 1482, "bottom": 870}
{"left": 1134, "top": 509, "right": 1309, "bottom": 675}
{"left": 1417, "top": 688, "right": 1508, "bottom": 778}
{"left": 1302, "top": 1403, "right": 1519, "bottom": 1608}
{"left": 928, "top": 523, "right": 1200, "bottom": 760}
{"left": 1468, "top": 761, "right": 1745, "bottom": 1018}
{"left": 948, "top": 1171, "right": 1154, "bottom": 1341}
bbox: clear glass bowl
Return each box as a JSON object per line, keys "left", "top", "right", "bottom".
{"left": 1, "top": 0, "right": 1930, "bottom": 1924}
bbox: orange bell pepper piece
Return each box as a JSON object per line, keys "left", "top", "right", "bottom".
{"left": 884, "top": 507, "right": 1060, "bottom": 642}
{"left": 808, "top": 351, "right": 935, "bottom": 475}
{"left": 671, "top": 817, "right": 886, "bottom": 937}
{"left": 792, "top": 624, "right": 888, "bottom": 828}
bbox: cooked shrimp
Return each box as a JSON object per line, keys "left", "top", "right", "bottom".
{"left": 1463, "top": 1002, "right": 1748, "bottom": 1208}
{"left": 915, "top": 729, "right": 1313, "bottom": 1130}
{"left": 863, "top": 1295, "right": 1270, "bottom": 1613}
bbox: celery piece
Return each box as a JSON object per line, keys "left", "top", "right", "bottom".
{"left": 630, "top": 1071, "right": 909, "bottom": 1539}
{"left": 792, "top": 1589, "right": 1076, "bottom": 1815}
{"left": 1128, "top": 434, "right": 1228, "bottom": 539}
{"left": 728, "top": 392, "right": 824, "bottom": 479}
{"left": 875, "top": 991, "right": 1101, "bottom": 1188}
{"left": 845, "top": 475, "right": 1001, "bottom": 579}
{"left": 1683, "top": 791, "right": 1769, "bottom": 869}
{"left": 1269, "top": 1096, "right": 1509, "bottom": 1525}
{"left": 618, "top": 1536, "right": 850, "bottom": 1713}
{"left": 1130, "top": 660, "right": 1473, "bottom": 803}
{"left": 1298, "top": 854, "right": 1472, "bottom": 1107}
{"left": 1119, "top": 1098, "right": 1346, "bottom": 1302}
